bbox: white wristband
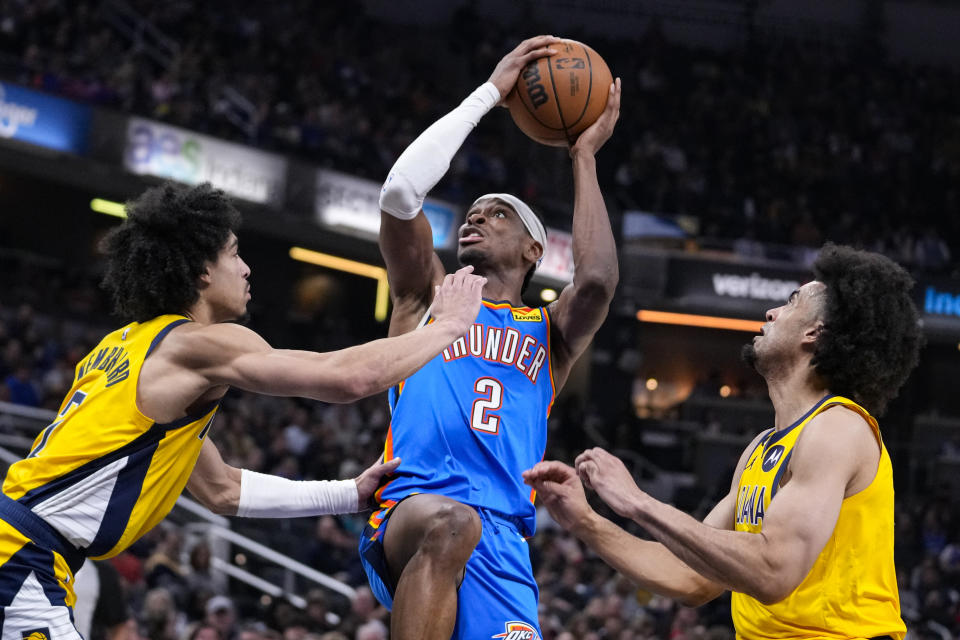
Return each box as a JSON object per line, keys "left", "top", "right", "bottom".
{"left": 379, "top": 82, "right": 501, "bottom": 219}
{"left": 236, "top": 469, "right": 358, "bottom": 518}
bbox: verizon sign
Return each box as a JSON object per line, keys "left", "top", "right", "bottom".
{"left": 712, "top": 272, "right": 801, "bottom": 301}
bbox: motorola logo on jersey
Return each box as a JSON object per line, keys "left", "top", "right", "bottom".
{"left": 762, "top": 444, "right": 786, "bottom": 472}
{"left": 492, "top": 621, "right": 540, "bottom": 640}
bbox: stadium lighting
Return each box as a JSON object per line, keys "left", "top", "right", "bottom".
{"left": 645, "top": 378, "right": 658, "bottom": 391}
{"left": 90, "top": 198, "right": 126, "bottom": 218}
{"left": 539, "top": 288, "right": 558, "bottom": 303}
{"left": 288, "top": 247, "right": 390, "bottom": 322}
{"left": 636, "top": 310, "right": 764, "bottom": 333}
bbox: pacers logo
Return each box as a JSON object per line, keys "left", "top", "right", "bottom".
{"left": 21, "top": 629, "right": 50, "bottom": 640}
{"left": 492, "top": 621, "right": 540, "bottom": 640}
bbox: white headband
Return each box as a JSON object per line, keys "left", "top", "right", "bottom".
{"left": 471, "top": 193, "right": 547, "bottom": 266}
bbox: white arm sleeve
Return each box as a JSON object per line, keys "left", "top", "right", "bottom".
{"left": 379, "top": 82, "right": 501, "bottom": 219}
{"left": 236, "top": 469, "right": 358, "bottom": 517}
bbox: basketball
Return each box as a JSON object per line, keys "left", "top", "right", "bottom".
{"left": 506, "top": 39, "right": 613, "bottom": 147}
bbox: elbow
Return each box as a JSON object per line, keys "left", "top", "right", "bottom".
{"left": 675, "top": 581, "right": 724, "bottom": 608}
{"left": 747, "top": 580, "right": 795, "bottom": 606}
{"left": 677, "top": 592, "right": 714, "bottom": 609}
{"left": 573, "top": 273, "right": 618, "bottom": 305}
{"left": 207, "top": 497, "right": 237, "bottom": 517}
{"left": 331, "top": 370, "right": 381, "bottom": 404}
{"left": 195, "top": 490, "right": 237, "bottom": 517}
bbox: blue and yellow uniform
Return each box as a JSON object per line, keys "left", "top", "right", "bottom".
{"left": 360, "top": 300, "right": 555, "bottom": 639}
{"left": 0, "top": 315, "right": 218, "bottom": 636}
{"left": 731, "top": 395, "right": 905, "bottom": 640}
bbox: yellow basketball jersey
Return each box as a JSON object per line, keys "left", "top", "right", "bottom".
{"left": 2, "top": 315, "right": 219, "bottom": 560}
{"left": 731, "top": 395, "right": 905, "bottom": 639}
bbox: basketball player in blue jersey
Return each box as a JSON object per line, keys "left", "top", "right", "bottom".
{"left": 525, "top": 245, "right": 923, "bottom": 640}
{"left": 0, "top": 181, "right": 486, "bottom": 636}
{"left": 358, "top": 36, "right": 621, "bottom": 639}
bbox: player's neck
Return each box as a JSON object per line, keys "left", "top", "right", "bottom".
{"left": 765, "top": 363, "right": 829, "bottom": 431}
{"left": 183, "top": 301, "right": 218, "bottom": 326}
{"left": 480, "top": 275, "right": 524, "bottom": 306}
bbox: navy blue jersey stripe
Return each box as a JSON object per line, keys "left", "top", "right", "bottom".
{"left": 85, "top": 441, "right": 159, "bottom": 557}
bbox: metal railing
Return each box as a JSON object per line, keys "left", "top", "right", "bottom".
{"left": 0, "top": 401, "right": 353, "bottom": 606}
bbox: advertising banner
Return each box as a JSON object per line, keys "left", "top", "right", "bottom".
{"left": 313, "top": 168, "right": 458, "bottom": 249}
{"left": 660, "top": 255, "right": 809, "bottom": 317}
{"left": 0, "top": 83, "right": 91, "bottom": 154}
{"left": 123, "top": 117, "right": 287, "bottom": 206}
{"left": 537, "top": 228, "right": 574, "bottom": 286}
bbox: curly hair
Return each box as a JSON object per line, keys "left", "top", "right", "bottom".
{"left": 100, "top": 182, "right": 241, "bottom": 322}
{"left": 811, "top": 243, "right": 924, "bottom": 416}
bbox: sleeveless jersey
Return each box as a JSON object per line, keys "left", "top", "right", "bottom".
{"left": 376, "top": 300, "right": 555, "bottom": 535}
{"left": 731, "top": 395, "right": 905, "bottom": 640}
{"left": 2, "top": 315, "right": 219, "bottom": 560}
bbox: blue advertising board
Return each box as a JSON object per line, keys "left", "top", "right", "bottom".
{"left": 0, "top": 83, "right": 91, "bottom": 154}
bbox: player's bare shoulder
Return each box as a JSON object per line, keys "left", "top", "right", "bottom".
{"left": 790, "top": 404, "right": 880, "bottom": 496}
{"left": 150, "top": 322, "right": 269, "bottom": 372}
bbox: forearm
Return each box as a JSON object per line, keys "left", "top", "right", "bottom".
{"left": 574, "top": 513, "right": 724, "bottom": 606}
{"left": 189, "top": 454, "right": 359, "bottom": 518}
{"left": 570, "top": 151, "right": 618, "bottom": 294}
{"left": 236, "top": 470, "right": 357, "bottom": 518}
{"left": 632, "top": 498, "right": 783, "bottom": 602}
{"left": 312, "top": 319, "right": 463, "bottom": 401}
{"left": 380, "top": 83, "right": 500, "bottom": 219}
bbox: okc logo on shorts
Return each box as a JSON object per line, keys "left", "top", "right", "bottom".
{"left": 492, "top": 621, "right": 540, "bottom": 640}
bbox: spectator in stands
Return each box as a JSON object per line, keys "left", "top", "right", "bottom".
{"left": 204, "top": 595, "right": 238, "bottom": 640}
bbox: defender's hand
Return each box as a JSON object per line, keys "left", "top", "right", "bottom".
{"left": 487, "top": 36, "right": 563, "bottom": 102}
{"left": 570, "top": 77, "right": 621, "bottom": 156}
{"left": 575, "top": 447, "right": 645, "bottom": 519}
{"left": 523, "top": 460, "right": 597, "bottom": 534}
{"left": 430, "top": 265, "right": 486, "bottom": 334}
{"left": 354, "top": 456, "right": 402, "bottom": 510}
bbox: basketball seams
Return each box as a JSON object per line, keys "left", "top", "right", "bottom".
{"left": 545, "top": 54, "right": 570, "bottom": 140}
{"left": 519, "top": 60, "right": 566, "bottom": 132}
{"left": 565, "top": 43, "right": 594, "bottom": 131}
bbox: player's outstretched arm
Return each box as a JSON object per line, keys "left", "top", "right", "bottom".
{"left": 523, "top": 460, "right": 727, "bottom": 606}
{"left": 173, "top": 267, "right": 485, "bottom": 403}
{"left": 577, "top": 408, "right": 878, "bottom": 604}
{"left": 187, "top": 438, "right": 401, "bottom": 517}
{"left": 378, "top": 36, "right": 560, "bottom": 334}
{"left": 548, "top": 79, "right": 622, "bottom": 380}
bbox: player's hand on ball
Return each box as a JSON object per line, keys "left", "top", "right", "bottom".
{"left": 570, "top": 77, "right": 621, "bottom": 157}
{"left": 431, "top": 265, "right": 486, "bottom": 333}
{"left": 487, "top": 35, "right": 562, "bottom": 102}
{"left": 354, "top": 455, "right": 402, "bottom": 510}
{"left": 574, "top": 447, "right": 644, "bottom": 519}
{"left": 522, "top": 460, "right": 596, "bottom": 534}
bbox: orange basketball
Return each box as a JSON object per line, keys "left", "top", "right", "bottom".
{"left": 506, "top": 40, "right": 613, "bottom": 147}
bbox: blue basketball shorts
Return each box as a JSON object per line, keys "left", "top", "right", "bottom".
{"left": 359, "top": 499, "right": 543, "bottom": 640}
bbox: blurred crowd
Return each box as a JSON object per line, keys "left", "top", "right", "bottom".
{"left": 0, "top": 1, "right": 958, "bottom": 272}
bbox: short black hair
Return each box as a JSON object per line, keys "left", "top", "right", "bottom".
{"left": 100, "top": 182, "right": 241, "bottom": 322}
{"left": 811, "top": 243, "right": 923, "bottom": 416}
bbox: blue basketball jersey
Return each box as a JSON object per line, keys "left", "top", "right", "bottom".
{"left": 376, "top": 300, "right": 555, "bottom": 535}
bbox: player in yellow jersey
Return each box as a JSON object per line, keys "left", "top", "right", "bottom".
{"left": 0, "top": 182, "right": 486, "bottom": 636}
{"left": 524, "top": 244, "right": 924, "bottom": 639}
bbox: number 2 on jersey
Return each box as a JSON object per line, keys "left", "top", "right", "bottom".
{"left": 471, "top": 377, "right": 503, "bottom": 434}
